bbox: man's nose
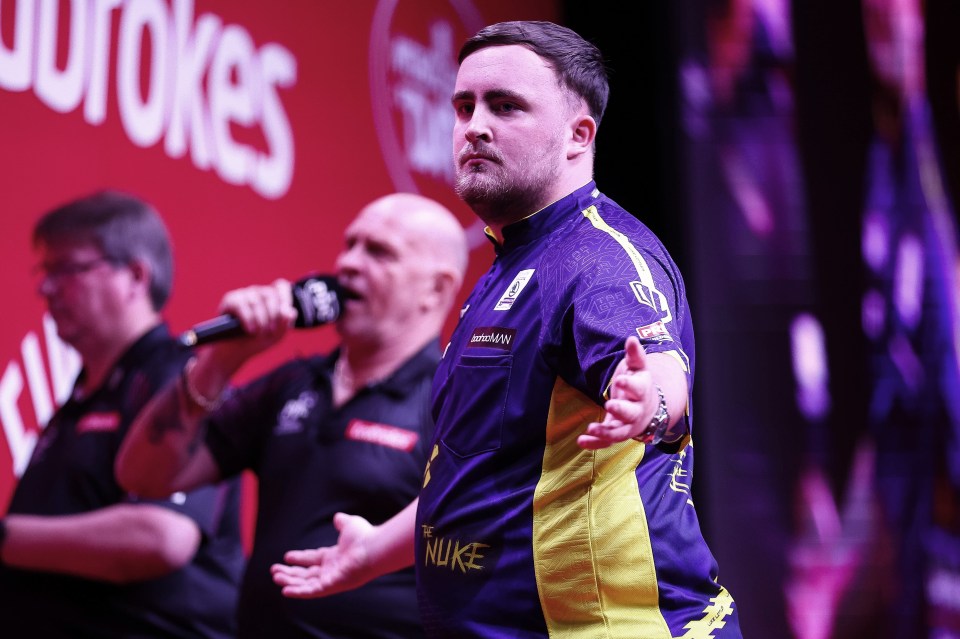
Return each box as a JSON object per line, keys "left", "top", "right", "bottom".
{"left": 464, "top": 109, "right": 492, "bottom": 143}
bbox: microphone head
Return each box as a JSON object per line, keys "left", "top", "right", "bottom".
{"left": 291, "top": 274, "right": 344, "bottom": 328}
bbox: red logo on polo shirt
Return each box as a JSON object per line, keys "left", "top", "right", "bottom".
{"left": 77, "top": 411, "right": 121, "bottom": 434}
{"left": 345, "top": 419, "right": 419, "bottom": 452}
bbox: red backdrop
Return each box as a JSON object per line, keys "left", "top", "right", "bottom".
{"left": 0, "top": 0, "right": 559, "bottom": 544}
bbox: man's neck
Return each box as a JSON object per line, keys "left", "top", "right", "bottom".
{"left": 332, "top": 332, "right": 434, "bottom": 407}
{"left": 476, "top": 177, "right": 593, "bottom": 242}
{"left": 77, "top": 318, "right": 161, "bottom": 396}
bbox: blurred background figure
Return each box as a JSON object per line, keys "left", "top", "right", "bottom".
{"left": 680, "top": 1, "right": 826, "bottom": 636}
{"left": 680, "top": 0, "right": 960, "bottom": 636}
{"left": 858, "top": 0, "right": 960, "bottom": 636}
{"left": 0, "top": 190, "right": 244, "bottom": 638}
{"left": 117, "top": 193, "right": 468, "bottom": 638}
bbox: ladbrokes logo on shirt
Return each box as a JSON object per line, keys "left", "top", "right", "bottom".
{"left": 345, "top": 419, "right": 419, "bottom": 452}
{"left": 467, "top": 327, "right": 516, "bottom": 351}
{"left": 77, "top": 411, "right": 120, "bottom": 434}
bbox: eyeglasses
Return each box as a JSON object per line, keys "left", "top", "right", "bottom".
{"left": 34, "top": 257, "right": 116, "bottom": 282}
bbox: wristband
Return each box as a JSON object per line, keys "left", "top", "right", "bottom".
{"left": 633, "top": 384, "right": 670, "bottom": 445}
{"left": 181, "top": 357, "right": 224, "bottom": 412}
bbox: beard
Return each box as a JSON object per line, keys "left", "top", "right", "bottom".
{"left": 454, "top": 143, "right": 561, "bottom": 224}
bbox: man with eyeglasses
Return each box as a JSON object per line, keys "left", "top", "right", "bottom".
{"left": 0, "top": 190, "right": 244, "bottom": 638}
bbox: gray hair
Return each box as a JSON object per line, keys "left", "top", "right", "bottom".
{"left": 33, "top": 190, "right": 174, "bottom": 311}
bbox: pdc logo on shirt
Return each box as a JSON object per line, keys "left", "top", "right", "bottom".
{"left": 637, "top": 320, "right": 670, "bottom": 341}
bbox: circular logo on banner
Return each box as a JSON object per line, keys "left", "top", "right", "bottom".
{"left": 368, "top": 0, "right": 486, "bottom": 245}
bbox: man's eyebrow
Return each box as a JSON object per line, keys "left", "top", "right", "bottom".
{"left": 452, "top": 89, "right": 524, "bottom": 103}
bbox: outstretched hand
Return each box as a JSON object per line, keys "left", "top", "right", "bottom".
{"left": 578, "top": 335, "right": 660, "bottom": 449}
{"left": 271, "top": 512, "right": 375, "bottom": 599}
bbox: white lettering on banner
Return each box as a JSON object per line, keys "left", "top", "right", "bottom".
{"left": 0, "top": 0, "right": 35, "bottom": 91}
{"left": 0, "top": 363, "right": 31, "bottom": 476}
{"left": 209, "top": 25, "right": 256, "bottom": 185}
{"left": 0, "top": 0, "right": 297, "bottom": 200}
{"left": 85, "top": 0, "right": 125, "bottom": 124}
{"left": 390, "top": 21, "right": 458, "bottom": 183}
{"left": 21, "top": 332, "right": 54, "bottom": 427}
{"left": 118, "top": 0, "right": 170, "bottom": 147}
{"left": 36, "top": 0, "right": 86, "bottom": 113}
{"left": 0, "top": 315, "right": 81, "bottom": 477}
{"left": 43, "top": 314, "right": 81, "bottom": 406}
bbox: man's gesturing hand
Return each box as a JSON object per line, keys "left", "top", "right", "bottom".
{"left": 271, "top": 512, "right": 375, "bottom": 599}
{"left": 578, "top": 335, "right": 661, "bottom": 449}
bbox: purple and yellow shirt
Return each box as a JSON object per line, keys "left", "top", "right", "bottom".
{"left": 416, "top": 183, "right": 741, "bottom": 638}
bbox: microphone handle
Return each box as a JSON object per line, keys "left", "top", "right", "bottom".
{"left": 177, "top": 274, "right": 344, "bottom": 348}
{"left": 178, "top": 315, "right": 245, "bottom": 347}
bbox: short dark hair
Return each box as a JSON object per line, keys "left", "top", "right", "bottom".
{"left": 33, "top": 190, "right": 174, "bottom": 311}
{"left": 458, "top": 20, "right": 609, "bottom": 128}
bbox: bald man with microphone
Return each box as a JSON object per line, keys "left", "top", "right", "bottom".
{"left": 117, "top": 192, "right": 468, "bottom": 639}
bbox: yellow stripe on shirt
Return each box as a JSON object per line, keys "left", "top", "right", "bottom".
{"left": 532, "top": 377, "right": 672, "bottom": 638}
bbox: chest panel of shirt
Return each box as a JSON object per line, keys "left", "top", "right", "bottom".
{"left": 11, "top": 389, "right": 133, "bottom": 515}
{"left": 422, "top": 227, "right": 595, "bottom": 637}
{"left": 253, "top": 377, "right": 428, "bottom": 528}
{"left": 436, "top": 248, "right": 560, "bottom": 453}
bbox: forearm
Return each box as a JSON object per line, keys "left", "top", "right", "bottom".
{"left": 115, "top": 374, "right": 209, "bottom": 496}
{"left": 369, "top": 498, "right": 418, "bottom": 573}
{"left": 115, "top": 348, "right": 238, "bottom": 496}
{"left": 646, "top": 351, "right": 690, "bottom": 440}
{"left": 0, "top": 504, "right": 200, "bottom": 583}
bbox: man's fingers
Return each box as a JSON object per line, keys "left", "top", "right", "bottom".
{"left": 610, "top": 370, "right": 652, "bottom": 401}
{"left": 623, "top": 335, "right": 647, "bottom": 372}
{"left": 283, "top": 548, "right": 326, "bottom": 566}
{"left": 332, "top": 512, "right": 352, "bottom": 531}
{"left": 271, "top": 564, "right": 311, "bottom": 579}
{"left": 604, "top": 398, "right": 645, "bottom": 425}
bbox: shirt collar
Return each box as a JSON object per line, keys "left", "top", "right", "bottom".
{"left": 73, "top": 323, "right": 172, "bottom": 398}
{"left": 489, "top": 181, "right": 600, "bottom": 253}
{"left": 322, "top": 339, "right": 442, "bottom": 398}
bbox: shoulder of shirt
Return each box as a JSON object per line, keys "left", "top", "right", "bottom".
{"left": 542, "top": 198, "right": 652, "bottom": 254}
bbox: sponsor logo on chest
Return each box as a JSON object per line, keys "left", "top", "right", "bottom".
{"left": 77, "top": 411, "right": 121, "bottom": 434}
{"left": 274, "top": 391, "right": 318, "bottom": 434}
{"left": 494, "top": 269, "right": 535, "bottom": 311}
{"left": 467, "top": 327, "right": 516, "bottom": 351}
{"left": 345, "top": 419, "right": 419, "bottom": 452}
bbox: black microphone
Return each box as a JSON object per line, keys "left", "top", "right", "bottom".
{"left": 178, "top": 274, "right": 346, "bottom": 347}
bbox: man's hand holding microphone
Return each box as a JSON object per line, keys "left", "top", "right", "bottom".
{"left": 178, "top": 275, "right": 345, "bottom": 414}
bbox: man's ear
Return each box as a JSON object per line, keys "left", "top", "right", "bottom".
{"left": 127, "top": 258, "right": 152, "bottom": 295}
{"left": 568, "top": 113, "right": 597, "bottom": 159}
{"left": 420, "top": 270, "right": 459, "bottom": 313}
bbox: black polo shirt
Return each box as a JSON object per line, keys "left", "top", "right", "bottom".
{"left": 205, "top": 341, "right": 439, "bottom": 639}
{"left": 0, "top": 324, "right": 244, "bottom": 638}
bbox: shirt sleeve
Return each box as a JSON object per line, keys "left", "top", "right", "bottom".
{"left": 203, "top": 360, "right": 304, "bottom": 478}
{"left": 552, "top": 215, "right": 692, "bottom": 404}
